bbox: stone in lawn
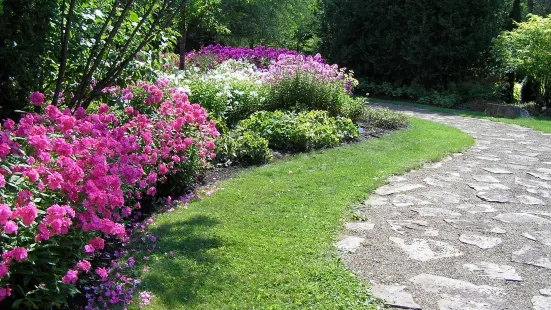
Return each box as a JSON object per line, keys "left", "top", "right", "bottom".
{"left": 364, "top": 196, "right": 388, "bottom": 206}
{"left": 463, "top": 262, "right": 522, "bottom": 281}
{"left": 387, "top": 220, "right": 429, "bottom": 235}
{"left": 421, "top": 191, "right": 462, "bottom": 204}
{"left": 335, "top": 236, "right": 365, "bottom": 253}
{"left": 541, "top": 288, "right": 551, "bottom": 296}
{"left": 392, "top": 194, "right": 432, "bottom": 207}
{"left": 345, "top": 222, "right": 375, "bottom": 232}
{"left": 527, "top": 188, "right": 551, "bottom": 198}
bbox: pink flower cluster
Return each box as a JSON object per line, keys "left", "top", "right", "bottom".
{"left": 263, "top": 53, "right": 357, "bottom": 93}
{"left": 0, "top": 83, "right": 219, "bottom": 304}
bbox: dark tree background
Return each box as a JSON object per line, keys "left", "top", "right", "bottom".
{"left": 321, "top": 0, "right": 509, "bottom": 90}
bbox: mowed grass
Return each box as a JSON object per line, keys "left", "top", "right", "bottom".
{"left": 131, "top": 118, "right": 474, "bottom": 310}
{"left": 371, "top": 99, "right": 551, "bottom": 133}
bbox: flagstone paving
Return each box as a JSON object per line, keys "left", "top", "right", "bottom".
{"left": 338, "top": 105, "right": 551, "bottom": 309}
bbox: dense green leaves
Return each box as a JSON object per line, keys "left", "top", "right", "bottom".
{"left": 321, "top": 0, "right": 509, "bottom": 89}
{"left": 493, "top": 14, "right": 551, "bottom": 106}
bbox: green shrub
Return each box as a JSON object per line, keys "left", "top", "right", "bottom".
{"left": 237, "top": 110, "right": 358, "bottom": 151}
{"left": 360, "top": 107, "right": 408, "bottom": 130}
{"left": 342, "top": 96, "right": 366, "bottom": 121}
{"left": 216, "top": 132, "right": 273, "bottom": 166}
{"left": 418, "top": 92, "right": 461, "bottom": 108}
{"left": 266, "top": 73, "right": 347, "bottom": 116}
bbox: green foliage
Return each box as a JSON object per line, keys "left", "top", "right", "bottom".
{"left": 493, "top": 14, "right": 551, "bottom": 106}
{"left": 266, "top": 73, "right": 351, "bottom": 116}
{"left": 321, "top": 0, "right": 509, "bottom": 89}
{"left": 0, "top": 0, "right": 56, "bottom": 119}
{"left": 359, "top": 107, "right": 408, "bottom": 130}
{"left": 215, "top": 132, "right": 273, "bottom": 166}
{"left": 236, "top": 110, "right": 358, "bottom": 152}
{"left": 417, "top": 92, "right": 461, "bottom": 108}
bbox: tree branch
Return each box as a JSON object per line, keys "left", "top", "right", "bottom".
{"left": 52, "top": 0, "right": 76, "bottom": 106}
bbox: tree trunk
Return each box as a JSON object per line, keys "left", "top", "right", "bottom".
{"left": 179, "top": 0, "right": 188, "bottom": 71}
{"left": 52, "top": 0, "right": 76, "bottom": 106}
{"left": 528, "top": 0, "right": 534, "bottom": 13}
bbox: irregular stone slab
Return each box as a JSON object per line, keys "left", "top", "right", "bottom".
{"left": 376, "top": 184, "right": 424, "bottom": 196}
{"left": 392, "top": 194, "right": 432, "bottom": 207}
{"left": 467, "top": 183, "right": 509, "bottom": 191}
{"left": 527, "top": 188, "right": 551, "bottom": 198}
{"left": 421, "top": 191, "right": 462, "bottom": 204}
{"left": 517, "top": 195, "right": 545, "bottom": 205}
{"left": 512, "top": 246, "right": 551, "bottom": 269}
{"left": 424, "top": 229, "right": 439, "bottom": 237}
{"left": 445, "top": 219, "right": 506, "bottom": 234}
{"left": 482, "top": 167, "right": 512, "bottom": 174}
{"left": 518, "top": 151, "right": 540, "bottom": 157}
{"left": 476, "top": 191, "right": 514, "bottom": 203}
{"left": 464, "top": 262, "right": 522, "bottom": 281}
{"left": 387, "top": 220, "right": 429, "bottom": 235}
{"left": 371, "top": 284, "right": 421, "bottom": 310}
{"left": 529, "top": 171, "right": 551, "bottom": 181}
{"left": 473, "top": 175, "right": 501, "bottom": 183}
{"left": 437, "top": 296, "right": 498, "bottom": 310}
{"left": 389, "top": 175, "right": 408, "bottom": 183}
{"left": 459, "top": 234, "right": 503, "bottom": 249}
{"left": 508, "top": 155, "right": 539, "bottom": 162}
{"left": 516, "top": 177, "right": 551, "bottom": 189}
{"left": 537, "top": 168, "right": 551, "bottom": 174}
{"left": 365, "top": 196, "right": 389, "bottom": 206}
{"left": 345, "top": 222, "right": 375, "bottom": 232}
{"left": 455, "top": 204, "right": 497, "bottom": 214}
{"left": 335, "top": 236, "right": 364, "bottom": 253}
{"left": 541, "top": 288, "right": 551, "bottom": 296}
{"left": 523, "top": 231, "right": 551, "bottom": 246}
{"left": 477, "top": 156, "right": 500, "bottom": 162}
{"left": 494, "top": 213, "right": 551, "bottom": 225}
{"left": 389, "top": 237, "right": 463, "bottom": 261}
{"left": 423, "top": 177, "right": 450, "bottom": 187}
{"left": 506, "top": 164, "right": 530, "bottom": 170}
{"left": 532, "top": 296, "right": 551, "bottom": 310}
{"left": 524, "top": 210, "right": 551, "bottom": 217}
{"left": 424, "top": 162, "right": 442, "bottom": 169}
{"left": 411, "top": 207, "right": 462, "bottom": 217}
{"left": 438, "top": 172, "right": 462, "bottom": 182}
{"left": 409, "top": 274, "right": 504, "bottom": 299}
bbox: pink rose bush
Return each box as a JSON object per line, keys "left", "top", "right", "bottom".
{"left": 0, "top": 82, "right": 218, "bottom": 308}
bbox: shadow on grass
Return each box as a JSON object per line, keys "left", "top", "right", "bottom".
{"left": 136, "top": 215, "right": 231, "bottom": 308}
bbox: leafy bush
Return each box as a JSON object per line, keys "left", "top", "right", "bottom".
{"left": 0, "top": 84, "right": 218, "bottom": 308}
{"left": 236, "top": 110, "right": 358, "bottom": 151}
{"left": 360, "top": 107, "right": 408, "bottom": 130}
{"left": 493, "top": 14, "right": 551, "bottom": 107}
{"left": 418, "top": 92, "right": 461, "bottom": 108}
{"left": 216, "top": 132, "right": 273, "bottom": 166}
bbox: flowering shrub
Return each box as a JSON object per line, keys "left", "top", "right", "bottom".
{"left": 263, "top": 53, "right": 357, "bottom": 94}
{"left": 0, "top": 86, "right": 218, "bottom": 308}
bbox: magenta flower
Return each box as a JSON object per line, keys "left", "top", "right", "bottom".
{"left": 76, "top": 260, "right": 91, "bottom": 273}
{"left": 29, "top": 92, "right": 45, "bottom": 106}
{"left": 61, "top": 269, "right": 78, "bottom": 285}
{"left": 3, "top": 221, "right": 18, "bottom": 235}
{"left": 0, "top": 264, "right": 8, "bottom": 279}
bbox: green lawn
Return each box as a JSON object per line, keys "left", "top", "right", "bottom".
{"left": 131, "top": 118, "right": 474, "bottom": 310}
{"left": 371, "top": 98, "right": 551, "bottom": 133}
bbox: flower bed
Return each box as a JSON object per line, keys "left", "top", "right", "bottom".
{"left": 0, "top": 87, "right": 218, "bottom": 308}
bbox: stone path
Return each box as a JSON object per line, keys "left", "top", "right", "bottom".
{"left": 337, "top": 104, "right": 551, "bottom": 310}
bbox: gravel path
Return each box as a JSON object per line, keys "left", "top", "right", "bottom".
{"left": 338, "top": 104, "right": 551, "bottom": 310}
